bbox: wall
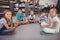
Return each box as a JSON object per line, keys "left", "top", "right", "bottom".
{"left": 39, "top": 0, "right": 58, "bottom": 7}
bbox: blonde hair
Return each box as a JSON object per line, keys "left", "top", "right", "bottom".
{"left": 50, "top": 7, "right": 57, "bottom": 17}
{"left": 50, "top": 7, "right": 57, "bottom": 13}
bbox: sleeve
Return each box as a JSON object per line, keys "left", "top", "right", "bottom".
{"left": 0, "top": 18, "right": 6, "bottom": 28}
{"left": 22, "top": 13, "right": 25, "bottom": 19}
{"left": 28, "top": 15, "right": 31, "bottom": 19}
{"left": 45, "top": 16, "right": 47, "bottom": 19}
{"left": 45, "top": 16, "right": 48, "bottom": 21}
{"left": 34, "top": 15, "right": 36, "bottom": 19}
{"left": 24, "top": 13, "right": 26, "bottom": 17}
{"left": 16, "top": 13, "right": 18, "bottom": 19}
{"left": 12, "top": 17, "right": 15, "bottom": 23}
{"left": 1, "top": 18, "right": 6, "bottom": 24}
{"left": 16, "top": 13, "right": 20, "bottom": 20}
{"left": 40, "top": 16, "right": 42, "bottom": 19}
{"left": 53, "top": 17, "right": 60, "bottom": 22}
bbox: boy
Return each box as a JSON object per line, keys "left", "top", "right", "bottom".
{"left": 15, "top": 8, "right": 28, "bottom": 26}
{"left": 38, "top": 11, "right": 48, "bottom": 26}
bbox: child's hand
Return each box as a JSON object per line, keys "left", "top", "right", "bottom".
{"left": 8, "top": 22, "right": 11, "bottom": 25}
{"left": 13, "top": 27, "right": 16, "bottom": 29}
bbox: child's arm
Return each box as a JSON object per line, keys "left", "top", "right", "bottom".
{"left": 4, "top": 23, "right": 11, "bottom": 29}
{"left": 51, "top": 17, "right": 59, "bottom": 28}
{"left": 23, "top": 13, "right": 26, "bottom": 19}
{"left": 2, "top": 18, "right": 11, "bottom": 29}
{"left": 52, "top": 22, "right": 57, "bottom": 28}
{"left": 44, "top": 21, "right": 57, "bottom": 28}
{"left": 11, "top": 23, "right": 16, "bottom": 28}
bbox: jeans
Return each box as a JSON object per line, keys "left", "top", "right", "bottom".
{"left": 0, "top": 28, "right": 14, "bottom": 35}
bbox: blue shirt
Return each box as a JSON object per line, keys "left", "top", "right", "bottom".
{"left": 16, "top": 13, "right": 25, "bottom": 21}
{"left": 40, "top": 15, "right": 47, "bottom": 21}
{"left": 29, "top": 15, "right": 35, "bottom": 20}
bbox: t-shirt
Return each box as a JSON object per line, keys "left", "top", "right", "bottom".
{"left": 0, "top": 18, "right": 14, "bottom": 30}
{"left": 16, "top": 13, "right": 25, "bottom": 21}
{"left": 29, "top": 15, "right": 36, "bottom": 20}
{"left": 40, "top": 15, "right": 47, "bottom": 21}
{"left": 48, "top": 15, "right": 60, "bottom": 32}
{"left": 40, "top": 15, "right": 48, "bottom": 26}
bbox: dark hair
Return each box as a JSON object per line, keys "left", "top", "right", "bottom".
{"left": 41, "top": 9, "right": 46, "bottom": 13}
{"left": 30, "top": 10, "right": 34, "bottom": 12}
{"left": 50, "top": 7, "right": 56, "bottom": 9}
{"left": 18, "top": 8, "right": 22, "bottom": 11}
{"left": 30, "top": 8, "right": 34, "bottom": 12}
{"left": 28, "top": 8, "right": 33, "bottom": 12}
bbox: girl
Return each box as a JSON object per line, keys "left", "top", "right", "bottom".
{"left": 0, "top": 10, "right": 16, "bottom": 35}
{"left": 28, "top": 10, "right": 36, "bottom": 23}
{"left": 42, "top": 7, "right": 60, "bottom": 33}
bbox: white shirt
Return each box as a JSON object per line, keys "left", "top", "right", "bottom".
{"left": 29, "top": 15, "right": 36, "bottom": 19}
{"left": 48, "top": 15, "right": 60, "bottom": 32}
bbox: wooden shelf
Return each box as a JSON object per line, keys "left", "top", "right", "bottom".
{"left": 0, "top": 6, "right": 10, "bottom": 8}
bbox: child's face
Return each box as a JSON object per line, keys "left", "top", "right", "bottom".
{"left": 30, "top": 11, "right": 34, "bottom": 15}
{"left": 50, "top": 9, "right": 56, "bottom": 17}
{"left": 5, "top": 12, "right": 12, "bottom": 19}
{"left": 28, "top": 0, "right": 31, "bottom": 3}
{"left": 18, "top": 9, "right": 22, "bottom": 14}
{"left": 41, "top": 13, "right": 46, "bottom": 16}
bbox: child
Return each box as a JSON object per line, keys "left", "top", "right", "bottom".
{"left": 38, "top": 11, "right": 48, "bottom": 27}
{"left": 0, "top": 10, "right": 16, "bottom": 35}
{"left": 42, "top": 7, "right": 60, "bottom": 33}
{"left": 28, "top": 10, "right": 36, "bottom": 23}
{"left": 15, "top": 8, "right": 28, "bottom": 25}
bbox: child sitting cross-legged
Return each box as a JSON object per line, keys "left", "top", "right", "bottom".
{"left": 42, "top": 7, "right": 60, "bottom": 33}
{"left": 15, "top": 8, "right": 28, "bottom": 26}
{"left": 0, "top": 10, "right": 16, "bottom": 35}
{"left": 28, "top": 10, "right": 36, "bottom": 23}
{"left": 38, "top": 11, "right": 48, "bottom": 27}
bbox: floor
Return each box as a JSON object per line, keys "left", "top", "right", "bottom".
{"left": 0, "top": 14, "right": 60, "bottom": 40}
